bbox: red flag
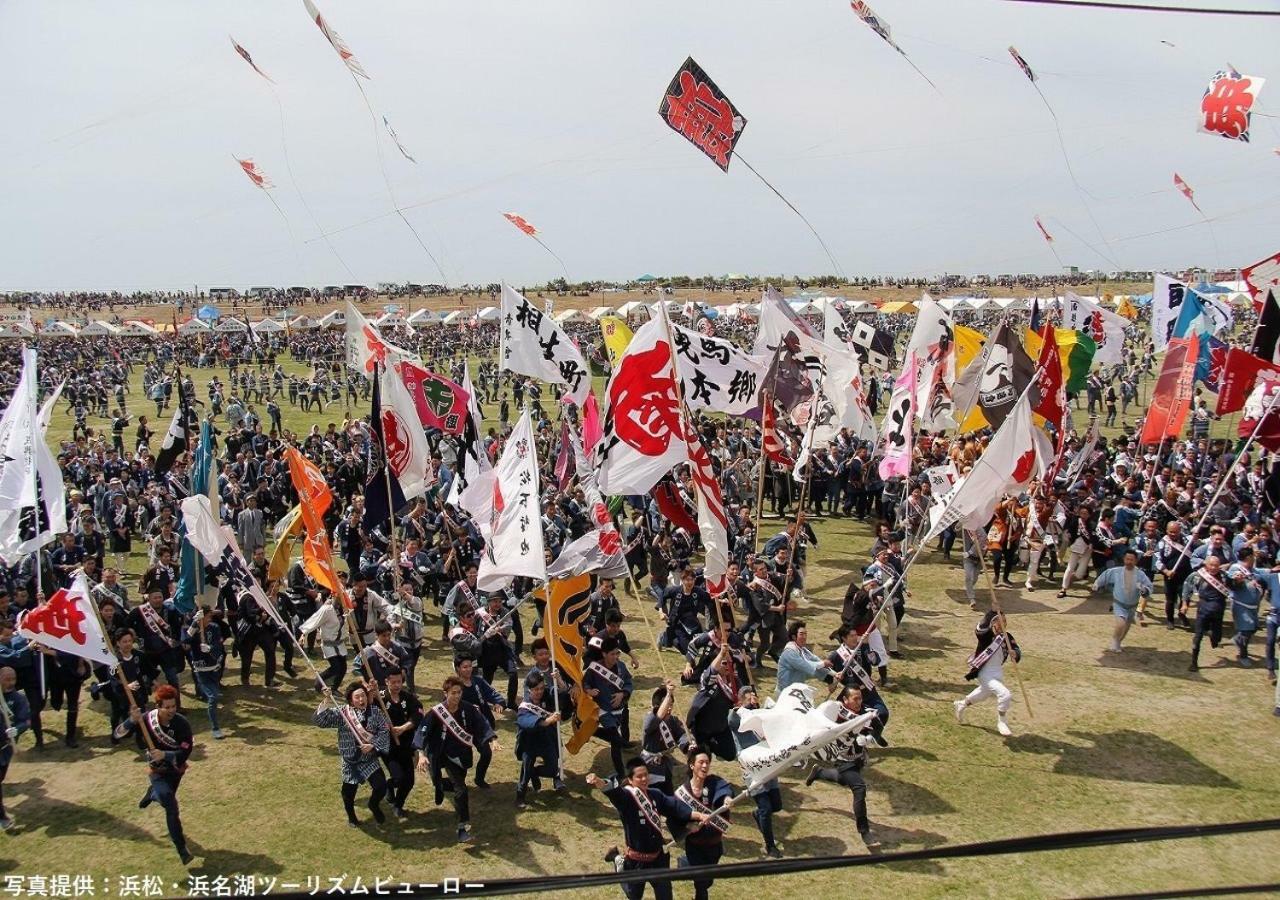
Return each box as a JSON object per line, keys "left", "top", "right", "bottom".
{"left": 1215, "top": 346, "right": 1280, "bottom": 415}
{"left": 1240, "top": 377, "right": 1280, "bottom": 452}
{"left": 582, "top": 391, "right": 603, "bottom": 452}
{"left": 1140, "top": 336, "right": 1199, "bottom": 445}
{"left": 762, "top": 394, "right": 795, "bottom": 467}
{"left": 652, "top": 482, "right": 697, "bottom": 536}
{"left": 555, "top": 418, "right": 575, "bottom": 491}
{"left": 395, "top": 360, "right": 468, "bottom": 435}
{"left": 502, "top": 212, "right": 538, "bottom": 237}
{"left": 1031, "top": 325, "right": 1065, "bottom": 426}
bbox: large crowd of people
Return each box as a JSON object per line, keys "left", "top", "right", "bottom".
{"left": 0, "top": 296, "right": 1275, "bottom": 893}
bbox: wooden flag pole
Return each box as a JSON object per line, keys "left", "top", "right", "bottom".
{"left": 976, "top": 544, "right": 1033, "bottom": 719}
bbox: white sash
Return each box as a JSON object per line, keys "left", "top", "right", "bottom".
{"left": 587, "top": 660, "right": 626, "bottom": 691}
{"left": 676, "top": 783, "right": 729, "bottom": 834}
{"left": 518, "top": 701, "right": 550, "bottom": 722}
{"left": 339, "top": 705, "right": 376, "bottom": 746}
{"left": 432, "top": 703, "right": 474, "bottom": 748}
{"left": 835, "top": 645, "right": 875, "bottom": 691}
{"left": 623, "top": 784, "right": 664, "bottom": 834}
{"left": 966, "top": 633, "right": 1005, "bottom": 672}
{"left": 1196, "top": 569, "right": 1231, "bottom": 598}
{"left": 367, "top": 641, "right": 399, "bottom": 669}
{"left": 139, "top": 603, "right": 171, "bottom": 640}
{"left": 146, "top": 710, "right": 180, "bottom": 749}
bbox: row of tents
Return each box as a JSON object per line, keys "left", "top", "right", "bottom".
{"left": 0, "top": 284, "right": 1251, "bottom": 339}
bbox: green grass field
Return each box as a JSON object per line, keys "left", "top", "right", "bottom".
{"left": 8, "top": 352, "right": 1278, "bottom": 898}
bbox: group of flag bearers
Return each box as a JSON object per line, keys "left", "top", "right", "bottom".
{"left": 10, "top": 272, "right": 1279, "bottom": 892}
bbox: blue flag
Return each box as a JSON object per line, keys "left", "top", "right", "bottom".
{"left": 175, "top": 420, "right": 215, "bottom": 614}
{"left": 1194, "top": 334, "right": 1229, "bottom": 392}
{"left": 362, "top": 365, "right": 406, "bottom": 534}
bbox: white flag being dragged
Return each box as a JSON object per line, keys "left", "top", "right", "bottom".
{"left": 378, "top": 361, "right": 432, "bottom": 499}
{"left": 345, "top": 301, "right": 414, "bottom": 379}
{"left": 0, "top": 348, "right": 39, "bottom": 509}
{"left": 735, "top": 683, "right": 877, "bottom": 792}
{"left": 904, "top": 294, "right": 956, "bottom": 431}
{"left": 924, "top": 392, "right": 1050, "bottom": 543}
{"left": 595, "top": 314, "right": 691, "bottom": 496}
{"left": 478, "top": 410, "right": 547, "bottom": 591}
{"left": 500, "top": 283, "right": 591, "bottom": 406}
{"left": 449, "top": 363, "right": 495, "bottom": 519}
{"left": 181, "top": 495, "right": 291, "bottom": 634}
{"left": 16, "top": 571, "right": 117, "bottom": 668}
{"left": 1064, "top": 292, "right": 1129, "bottom": 366}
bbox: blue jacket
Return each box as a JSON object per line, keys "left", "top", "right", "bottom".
{"left": 775, "top": 642, "right": 831, "bottom": 696}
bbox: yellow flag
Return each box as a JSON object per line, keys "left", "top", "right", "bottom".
{"left": 954, "top": 325, "right": 985, "bottom": 372}
{"left": 267, "top": 506, "right": 304, "bottom": 583}
{"left": 540, "top": 574, "right": 602, "bottom": 754}
{"left": 600, "top": 316, "right": 634, "bottom": 368}
{"left": 1117, "top": 297, "right": 1138, "bottom": 320}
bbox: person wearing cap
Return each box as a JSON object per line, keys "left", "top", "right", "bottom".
{"left": 1092, "top": 549, "right": 1153, "bottom": 653}
{"left": 583, "top": 635, "right": 634, "bottom": 779}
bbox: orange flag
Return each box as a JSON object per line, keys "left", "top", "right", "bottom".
{"left": 285, "top": 447, "right": 333, "bottom": 536}
{"left": 540, "top": 574, "right": 601, "bottom": 754}
{"left": 1140, "top": 335, "right": 1199, "bottom": 446}
{"left": 303, "top": 534, "right": 343, "bottom": 595}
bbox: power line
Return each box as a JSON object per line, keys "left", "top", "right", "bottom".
{"left": 1001, "top": 0, "right": 1280, "bottom": 15}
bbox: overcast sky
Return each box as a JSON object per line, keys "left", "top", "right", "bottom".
{"left": 2, "top": 0, "right": 1278, "bottom": 290}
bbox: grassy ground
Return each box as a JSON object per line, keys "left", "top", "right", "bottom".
{"left": 10, "top": 353, "right": 1279, "bottom": 897}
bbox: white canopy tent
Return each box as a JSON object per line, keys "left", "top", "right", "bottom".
{"left": 555, "top": 309, "right": 586, "bottom": 324}
{"left": 39, "top": 321, "right": 79, "bottom": 337}
{"left": 375, "top": 312, "right": 405, "bottom": 327}
{"left": 213, "top": 318, "right": 248, "bottom": 333}
{"left": 78, "top": 320, "right": 119, "bottom": 336}
{"left": 318, "top": 310, "right": 345, "bottom": 329}
{"left": 289, "top": 315, "right": 319, "bottom": 330}
{"left": 406, "top": 309, "right": 438, "bottom": 325}
{"left": 846, "top": 300, "right": 877, "bottom": 314}
{"left": 617, "top": 300, "right": 649, "bottom": 318}
{"left": 477, "top": 306, "right": 502, "bottom": 322}
{"left": 253, "top": 318, "right": 287, "bottom": 334}
{"left": 177, "top": 319, "right": 211, "bottom": 335}
{"left": 589, "top": 306, "right": 615, "bottom": 320}
{"left": 441, "top": 310, "right": 467, "bottom": 325}
{"left": 118, "top": 320, "right": 159, "bottom": 336}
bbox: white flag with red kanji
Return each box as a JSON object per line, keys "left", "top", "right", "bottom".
{"left": 594, "top": 314, "right": 691, "bottom": 496}
{"left": 378, "top": 362, "right": 432, "bottom": 499}
{"left": 17, "top": 571, "right": 118, "bottom": 668}
{"left": 477, "top": 411, "right": 547, "bottom": 591}
{"left": 345, "top": 301, "right": 414, "bottom": 379}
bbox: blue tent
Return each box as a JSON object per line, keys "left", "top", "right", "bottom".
{"left": 1194, "top": 282, "right": 1231, "bottom": 294}
{"left": 196, "top": 304, "right": 221, "bottom": 321}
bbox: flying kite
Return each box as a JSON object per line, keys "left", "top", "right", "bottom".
{"left": 236, "top": 157, "right": 274, "bottom": 190}
{"left": 1173, "top": 173, "right": 1201, "bottom": 213}
{"left": 849, "top": 2, "right": 937, "bottom": 90}
{"left": 1198, "top": 69, "right": 1265, "bottom": 143}
{"left": 1008, "top": 45, "right": 1118, "bottom": 268}
{"left": 657, "top": 57, "right": 843, "bottom": 276}
{"left": 230, "top": 36, "right": 274, "bottom": 83}
{"left": 302, "top": 0, "right": 368, "bottom": 79}
{"left": 382, "top": 116, "right": 417, "bottom": 164}
{"left": 1035, "top": 216, "right": 1064, "bottom": 269}
{"left": 502, "top": 212, "right": 568, "bottom": 277}
{"left": 299, "top": 0, "right": 446, "bottom": 283}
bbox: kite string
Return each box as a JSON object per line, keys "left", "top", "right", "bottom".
{"left": 272, "top": 86, "right": 356, "bottom": 281}
{"left": 1031, "top": 83, "right": 1122, "bottom": 270}
{"left": 531, "top": 235, "right": 571, "bottom": 282}
{"left": 350, "top": 76, "right": 449, "bottom": 286}
{"left": 735, "top": 154, "right": 846, "bottom": 279}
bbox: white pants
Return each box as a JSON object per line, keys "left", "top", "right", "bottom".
{"left": 877, "top": 603, "right": 898, "bottom": 652}
{"left": 1025, "top": 546, "right": 1045, "bottom": 586}
{"left": 964, "top": 675, "right": 1013, "bottom": 714}
{"left": 1061, "top": 551, "right": 1089, "bottom": 590}
{"left": 866, "top": 629, "right": 888, "bottom": 668}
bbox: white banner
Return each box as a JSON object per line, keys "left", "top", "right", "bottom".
{"left": 735, "top": 684, "right": 877, "bottom": 791}
{"left": 1065, "top": 292, "right": 1128, "bottom": 365}
{"left": 1152, "top": 275, "right": 1188, "bottom": 353}
{"left": 670, "top": 321, "right": 767, "bottom": 415}
{"left": 478, "top": 411, "right": 548, "bottom": 591}
{"left": 345, "top": 301, "right": 414, "bottom": 379}
{"left": 182, "top": 496, "right": 291, "bottom": 633}
{"left": 16, "top": 571, "right": 118, "bottom": 668}
{"left": 378, "top": 362, "right": 432, "bottom": 498}
{"left": 500, "top": 283, "right": 590, "bottom": 406}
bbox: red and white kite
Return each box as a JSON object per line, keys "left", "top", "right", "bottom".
{"left": 235, "top": 158, "right": 274, "bottom": 190}
{"left": 1242, "top": 250, "right": 1280, "bottom": 311}
{"left": 1173, "top": 173, "right": 1201, "bottom": 213}
{"left": 302, "top": 0, "right": 368, "bottom": 79}
{"left": 1198, "top": 69, "right": 1264, "bottom": 143}
{"left": 1034, "top": 216, "right": 1053, "bottom": 243}
{"left": 230, "top": 35, "right": 274, "bottom": 83}
{"left": 503, "top": 212, "right": 538, "bottom": 237}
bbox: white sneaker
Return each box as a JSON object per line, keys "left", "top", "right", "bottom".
{"left": 1109, "top": 641, "right": 1123, "bottom": 653}
{"left": 953, "top": 700, "right": 967, "bottom": 724}
{"left": 996, "top": 716, "right": 1013, "bottom": 737}
{"left": 0, "top": 816, "right": 13, "bottom": 832}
